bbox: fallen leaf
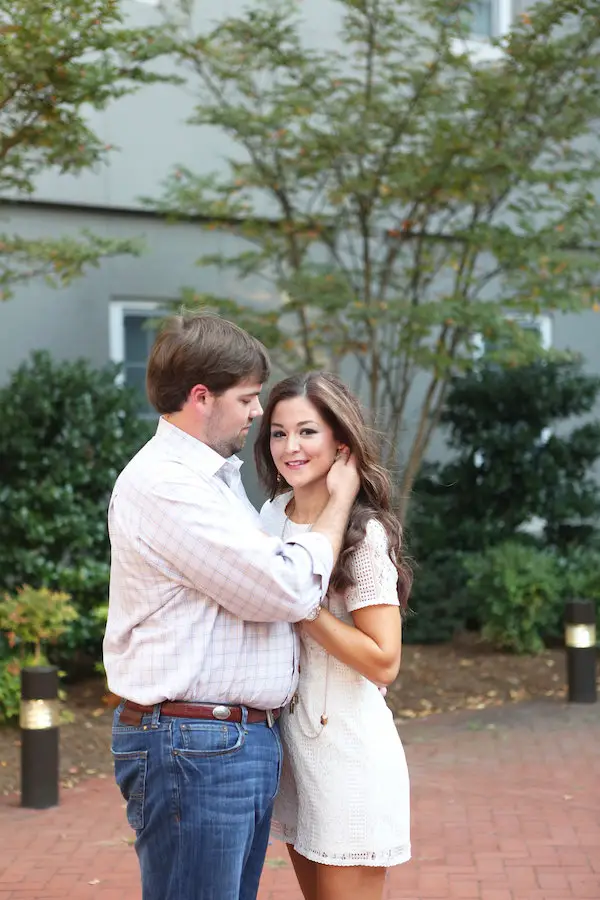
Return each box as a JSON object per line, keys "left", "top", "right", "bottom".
{"left": 509, "top": 688, "right": 527, "bottom": 701}
{"left": 265, "top": 858, "right": 288, "bottom": 869}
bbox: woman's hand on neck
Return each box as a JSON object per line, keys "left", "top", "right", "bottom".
{"left": 287, "top": 480, "right": 331, "bottom": 525}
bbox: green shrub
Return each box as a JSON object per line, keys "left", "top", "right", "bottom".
{"left": 0, "top": 351, "right": 152, "bottom": 666}
{"left": 0, "top": 657, "right": 22, "bottom": 724}
{"left": 464, "top": 542, "right": 562, "bottom": 654}
{"left": 0, "top": 585, "right": 78, "bottom": 662}
{"left": 404, "top": 551, "right": 473, "bottom": 644}
{"left": 0, "top": 586, "right": 79, "bottom": 722}
{"left": 413, "top": 359, "right": 600, "bottom": 557}
{"left": 555, "top": 545, "right": 600, "bottom": 637}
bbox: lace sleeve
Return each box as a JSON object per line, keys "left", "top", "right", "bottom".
{"left": 344, "top": 519, "right": 400, "bottom": 612}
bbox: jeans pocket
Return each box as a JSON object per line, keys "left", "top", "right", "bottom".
{"left": 112, "top": 749, "right": 149, "bottom": 832}
{"left": 174, "top": 721, "right": 246, "bottom": 758}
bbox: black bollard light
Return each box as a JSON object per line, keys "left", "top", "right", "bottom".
{"left": 20, "top": 666, "right": 60, "bottom": 809}
{"left": 565, "top": 599, "right": 597, "bottom": 704}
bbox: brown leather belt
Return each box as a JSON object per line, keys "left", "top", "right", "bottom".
{"left": 119, "top": 700, "right": 281, "bottom": 727}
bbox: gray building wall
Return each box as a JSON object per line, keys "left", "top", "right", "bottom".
{"left": 0, "top": 202, "right": 279, "bottom": 504}
{"left": 27, "top": 0, "right": 343, "bottom": 215}
{"left": 2, "top": 0, "right": 598, "bottom": 503}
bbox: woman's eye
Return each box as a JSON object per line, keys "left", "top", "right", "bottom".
{"left": 270, "top": 431, "right": 285, "bottom": 439}
{"left": 301, "top": 429, "right": 317, "bottom": 436}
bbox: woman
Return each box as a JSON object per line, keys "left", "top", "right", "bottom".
{"left": 255, "top": 371, "right": 412, "bottom": 900}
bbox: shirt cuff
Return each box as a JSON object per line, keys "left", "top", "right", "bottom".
{"left": 287, "top": 531, "right": 334, "bottom": 599}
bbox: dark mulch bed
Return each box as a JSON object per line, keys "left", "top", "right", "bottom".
{"left": 0, "top": 634, "right": 577, "bottom": 796}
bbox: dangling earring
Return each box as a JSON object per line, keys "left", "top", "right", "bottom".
{"left": 277, "top": 473, "right": 283, "bottom": 483}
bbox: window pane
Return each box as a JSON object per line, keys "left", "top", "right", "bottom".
{"left": 481, "top": 320, "right": 544, "bottom": 357}
{"left": 125, "top": 364, "right": 154, "bottom": 415}
{"left": 124, "top": 363, "right": 147, "bottom": 394}
{"left": 519, "top": 323, "right": 541, "bottom": 336}
{"left": 465, "top": 0, "right": 495, "bottom": 37}
{"left": 124, "top": 315, "right": 155, "bottom": 364}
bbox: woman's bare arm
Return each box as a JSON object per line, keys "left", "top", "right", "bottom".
{"left": 302, "top": 604, "right": 402, "bottom": 685}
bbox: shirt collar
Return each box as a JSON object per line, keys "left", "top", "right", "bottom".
{"left": 155, "top": 417, "right": 244, "bottom": 480}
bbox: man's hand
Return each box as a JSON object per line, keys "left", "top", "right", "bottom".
{"left": 326, "top": 449, "right": 360, "bottom": 504}
{"left": 311, "top": 449, "right": 360, "bottom": 562}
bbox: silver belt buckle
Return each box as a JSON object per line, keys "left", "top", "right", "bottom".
{"left": 266, "top": 709, "right": 275, "bottom": 728}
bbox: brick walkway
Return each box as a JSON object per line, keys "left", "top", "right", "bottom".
{"left": 0, "top": 700, "right": 598, "bottom": 899}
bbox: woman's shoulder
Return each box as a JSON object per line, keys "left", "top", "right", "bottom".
{"left": 259, "top": 491, "right": 292, "bottom": 534}
{"left": 259, "top": 491, "right": 291, "bottom": 514}
{"left": 362, "top": 517, "right": 390, "bottom": 551}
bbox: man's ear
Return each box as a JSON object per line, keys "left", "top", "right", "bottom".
{"left": 189, "top": 384, "right": 210, "bottom": 405}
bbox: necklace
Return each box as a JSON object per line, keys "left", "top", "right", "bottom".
{"left": 282, "top": 505, "right": 330, "bottom": 737}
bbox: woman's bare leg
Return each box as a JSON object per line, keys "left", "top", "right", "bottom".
{"left": 287, "top": 844, "right": 318, "bottom": 900}
{"left": 315, "top": 863, "right": 387, "bottom": 900}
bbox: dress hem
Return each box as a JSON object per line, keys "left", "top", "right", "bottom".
{"left": 271, "top": 828, "right": 411, "bottom": 868}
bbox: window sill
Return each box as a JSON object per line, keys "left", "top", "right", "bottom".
{"left": 451, "top": 36, "right": 505, "bottom": 64}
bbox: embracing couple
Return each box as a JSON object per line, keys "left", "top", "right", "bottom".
{"left": 103, "top": 312, "right": 411, "bottom": 900}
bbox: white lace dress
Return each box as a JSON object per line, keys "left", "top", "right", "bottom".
{"left": 260, "top": 494, "right": 411, "bottom": 867}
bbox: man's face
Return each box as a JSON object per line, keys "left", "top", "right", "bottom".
{"left": 205, "top": 380, "right": 263, "bottom": 457}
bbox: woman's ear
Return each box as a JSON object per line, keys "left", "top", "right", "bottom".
{"left": 334, "top": 443, "right": 349, "bottom": 461}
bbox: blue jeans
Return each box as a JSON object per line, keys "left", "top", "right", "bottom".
{"left": 111, "top": 702, "right": 283, "bottom": 900}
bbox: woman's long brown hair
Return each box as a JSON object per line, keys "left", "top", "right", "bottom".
{"left": 254, "top": 371, "right": 412, "bottom": 610}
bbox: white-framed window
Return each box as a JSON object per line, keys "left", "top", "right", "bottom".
{"left": 452, "top": 0, "right": 513, "bottom": 63}
{"left": 472, "top": 313, "right": 552, "bottom": 360}
{"left": 109, "top": 300, "right": 164, "bottom": 417}
{"left": 467, "top": 0, "right": 512, "bottom": 38}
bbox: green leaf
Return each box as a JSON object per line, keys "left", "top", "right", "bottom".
{"left": 0, "top": 0, "right": 181, "bottom": 298}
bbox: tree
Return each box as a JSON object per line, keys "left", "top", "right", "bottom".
{"left": 404, "top": 357, "right": 600, "bottom": 644}
{"left": 412, "top": 358, "right": 600, "bottom": 554}
{"left": 0, "top": 0, "right": 178, "bottom": 299}
{"left": 151, "top": 0, "right": 600, "bottom": 519}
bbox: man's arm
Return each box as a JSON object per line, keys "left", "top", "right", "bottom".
{"left": 120, "top": 472, "right": 331, "bottom": 623}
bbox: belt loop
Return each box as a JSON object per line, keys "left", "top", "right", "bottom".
{"left": 266, "top": 709, "right": 275, "bottom": 729}
{"left": 240, "top": 705, "right": 249, "bottom": 729}
{"left": 151, "top": 703, "right": 161, "bottom": 727}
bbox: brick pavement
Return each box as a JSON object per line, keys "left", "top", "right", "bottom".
{"left": 0, "top": 700, "right": 598, "bottom": 899}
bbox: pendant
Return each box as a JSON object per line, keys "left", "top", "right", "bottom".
{"left": 320, "top": 714, "right": 328, "bottom": 726}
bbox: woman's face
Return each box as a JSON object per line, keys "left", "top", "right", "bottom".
{"left": 269, "top": 396, "right": 340, "bottom": 491}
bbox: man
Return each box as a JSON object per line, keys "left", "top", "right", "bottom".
{"left": 104, "top": 312, "right": 359, "bottom": 900}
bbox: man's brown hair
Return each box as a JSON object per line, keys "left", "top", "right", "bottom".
{"left": 146, "top": 312, "right": 270, "bottom": 414}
